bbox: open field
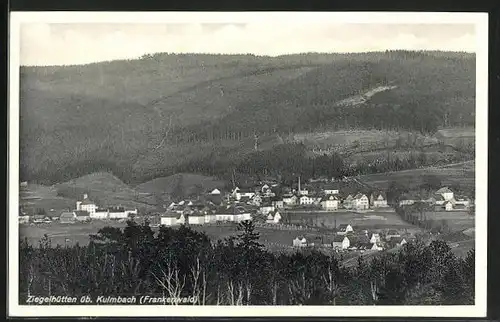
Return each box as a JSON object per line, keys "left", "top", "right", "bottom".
{"left": 426, "top": 211, "right": 475, "bottom": 231}
{"left": 283, "top": 210, "right": 422, "bottom": 232}
{"left": 19, "top": 221, "right": 129, "bottom": 247}
{"left": 135, "top": 172, "right": 226, "bottom": 195}
{"left": 20, "top": 173, "right": 159, "bottom": 216}
{"left": 357, "top": 160, "right": 475, "bottom": 192}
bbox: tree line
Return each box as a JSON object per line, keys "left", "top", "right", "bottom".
{"left": 20, "top": 220, "right": 474, "bottom": 305}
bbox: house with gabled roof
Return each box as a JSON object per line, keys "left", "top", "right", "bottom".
{"left": 321, "top": 195, "right": 339, "bottom": 210}
{"left": 332, "top": 235, "right": 350, "bottom": 249}
{"left": 266, "top": 210, "right": 282, "bottom": 224}
{"left": 292, "top": 236, "right": 307, "bottom": 247}
{"left": 370, "top": 233, "right": 381, "bottom": 244}
{"left": 299, "top": 195, "right": 315, "bottom": 205}
{"left": 436, "top": 187, "right": 454, "bottom": 201}
{"left": 342, "top": 194, "right": 354, "bottom": 209}
{"left": 282, "top": 194, "right": 298, "bottom": 206}
{"left": 444, "top": 200, "right": 454, "bottom": 211}
{"left": 353, "top": 193, "right": 369, "bottom": 210}
{"left": 337, "top": 224, "right": 354, "bottom": 235}
{"left": 76, "top": 194, "right": 97, "bottom": 214}
{"left": 60, "top": 211, "right": 77, "bottom": 224}
{"left": 271, "top": 196, "right": 284, "bottom": 209}
{"left": 370, "top": 192, "right": 388, "bottom": 208}
{"left": 210, "top": 188, "right": 221, "bottom": 195}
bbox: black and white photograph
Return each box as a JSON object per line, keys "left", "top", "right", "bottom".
{"left": 8, "top": 12, "right": 488, "bottom": 317}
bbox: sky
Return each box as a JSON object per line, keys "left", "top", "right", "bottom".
{"left": 19, "top": 23, "right": 476, "bottom": 66}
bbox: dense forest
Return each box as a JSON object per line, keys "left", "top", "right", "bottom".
{"left": 20, "top": 51, "right": 475, "bottom": 185}
{"left": 19, "top": 221, "right": 474, "bottom": 305}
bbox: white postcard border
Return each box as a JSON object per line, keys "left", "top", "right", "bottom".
{"left": 8, "top": 11, "right": 489, "bottom": 317}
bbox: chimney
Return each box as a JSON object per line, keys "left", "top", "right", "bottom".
{"left": 298, "top": 176, "right": 301, "bottom": 193}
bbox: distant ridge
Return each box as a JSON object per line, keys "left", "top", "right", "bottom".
{"left": 20, "top": 51, "right": 475, "bottom": 185}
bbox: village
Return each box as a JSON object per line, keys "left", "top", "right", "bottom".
{"left": 18, "top": 173, "right": 473, "bottom": 254}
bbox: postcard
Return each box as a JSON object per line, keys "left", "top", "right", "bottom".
{"left": 8, "top": 11, "right": 488, "bottom": 317}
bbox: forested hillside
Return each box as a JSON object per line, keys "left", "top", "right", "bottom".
{"left": 20, "top": 51, "right": 475, "bottom": 185}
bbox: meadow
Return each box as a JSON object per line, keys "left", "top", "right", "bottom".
{"left": 19, "top": 221, "right": 127, "bottom": 247}
{"left": 358, "top": 160, "right": 475, "bottom": 192}
{"left": 425, "top": 211, "right": 475, "bottom": 231}
{"left": 283, "top": 210, "right": 422, "bottom": 232}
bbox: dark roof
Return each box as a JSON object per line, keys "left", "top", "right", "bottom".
{"left": 338, "top": 224, "right": 350, "bottom": 229}
{"left": 80, "top": 198, "right": 95, "bottom": 205}
{"left": 387, "top": 230, "right": 400, "bottom": 235}
{"left": 60, "top": 212, "right": 76, "bottom": 219}
{"left": 74, "top": 210, "right": 90, "bottom": 217}
{"left": 371, "top": 191, "right": 387, "bottom": 199}
{"left": 332, "top": 236, "right": 347, "bottom": 242}
{"left": 349, "top": 235, "right": 371, "bottom": 245}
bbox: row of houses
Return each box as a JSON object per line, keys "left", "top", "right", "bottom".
{"left": 160, "top": 204, "right": 253, "bottom": 226}
{"left": 293, "top": 227, "right": 408, "bottom": 251}
{"left": 19, "top": 194, "right": 139, "bottom": 224}
{"left": 398, "top": 187, "right": 471, "bottom": 211}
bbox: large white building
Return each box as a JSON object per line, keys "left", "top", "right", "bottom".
{"left": 321, "top": 195, "right": 339, "bottom": 210}
{"left": 353, "top": 194, "right": 369, "bottom": 210}
{"left": 436, "top": 187, "right": 454, "bottom": 201}
{"left": 76, "top": 194, "right": 97, "bottom": 214}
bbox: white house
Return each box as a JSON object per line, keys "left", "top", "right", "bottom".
{"left": 323, "top": 186, "right": 340, "bottom": 195}
{"left": 232, "top": 187, "right": 256, "bottom": 201}
{"left": 444, "top": 201, "right": 454, "bottom": 211}
{"left": 161, "top": 213, "right": 184, "bottom": 226}
{"left": 75, "top": 210, "right": 91, "bottom": 222}
{"left": 18, "top": 215, "right": 30, "bottom": 224}
{"left": 108, "top": 207, "right": 129, "bottom": 219}
{"left": 332, "top": 236, "right": 350, "bottom": 249}
{"left": 76, "top": 194, "right": 97, "bottom": 214}
{"left": 353, "top": 194, "right": 369, "bottom": 210}
{"left": 235, "top": 213, "right": 252, "bottom": 222}
{"left": 293, "top": 236, "right": 307, "bottom": 247}
{"left": 266, "top": 210, "right": 281, "bottom": 224}
{"left": 259, "top": 204, "right": 275, "bottom": 215}
{"left": 436, "top": 187, "right": 454, "bottom": 201}
{"left": 299, "top": 195, "right": 315, "bottom": 205}
{"left": 370, "top": 233, "right": 381, "bottom": 244}
{"left": 321, "top": 195, "right": 339, "bottom": 211}
{"left": 210, "top": 188, "right": 221, "bottom": 195}
{"left": 272, "top": 199, "right": 284, "bottom": 209}
{"left": 90, "top": 208, "right": 109, "bottom": 220}
{"left": 282, "top": 194, "right": 298, "bottom": 206}
{"left": 371, "top": 193, "right": 388, "bottom": 208}
{"left": 251, "top": 194, "right": 263, "bottom": 206}
{"left": 188, "top": 213, "right": 205, "bottom": 225}
{"left": 337, "top": 224, "right": 353, "bottom": 235}
{"left": 215, "top": 209, "right": 235, "bottom": 222}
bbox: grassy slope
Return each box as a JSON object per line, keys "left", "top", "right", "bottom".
{"left": 134, "top": 173, "right": 226, "bottom": 195}
{"left": 20, "top": 52, "right": 475, "bottom": 185}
